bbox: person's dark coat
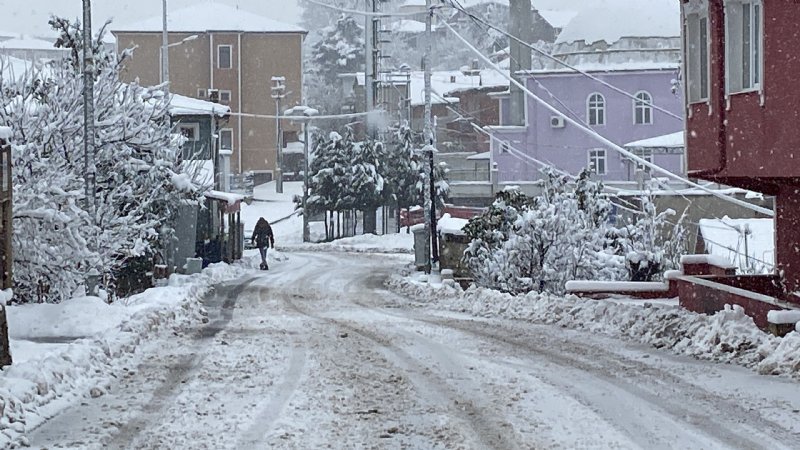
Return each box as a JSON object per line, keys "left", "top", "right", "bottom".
{"left": 251, "top": 218, "right": 275, "bottom": 249}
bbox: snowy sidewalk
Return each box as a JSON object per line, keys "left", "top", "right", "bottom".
{"left": 388, "top": 273, "right": 800, "bottom": 380}
{"left": 0, "top": 259, "right": 257, "bottom": 448}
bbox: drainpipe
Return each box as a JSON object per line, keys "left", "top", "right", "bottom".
{"left": 209, "top": 33, "right": 214, "bottom": 91}
{"left": 237, "top": 32, "right": 243, "bottom": 174}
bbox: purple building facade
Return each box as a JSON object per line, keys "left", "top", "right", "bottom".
{"left": 487, "top": 0, "right": 685, "bottom": 184}
{"left": 489, "top": 68, "right": 685, "bottom": 183}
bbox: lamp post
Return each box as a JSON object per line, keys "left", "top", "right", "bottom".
{"left": 160, "top": 33, "right": 198, "bottom": 87}
{"left": 284, "top": 106, "right": 318, "bottom": 242}
{"left": 271, "top": 76, "right": 286, "bottom": 193}
{"left": 161, "top": 0, "right": 168, "bottom": 87}
{"left": 82, "top": 0, "right": 96, "bottom": 218}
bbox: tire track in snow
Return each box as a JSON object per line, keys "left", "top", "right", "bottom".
{"left": 235, "top": 284, "right": 307, "bottom": 448}
{"left": 281, "top": 287, "right": 524, "bottom": 450}
{"left": 409, "top": 314, "right": 797, "bottom": 450}
{"left": 100, "top": 277, "right": 260, "bottom": 449}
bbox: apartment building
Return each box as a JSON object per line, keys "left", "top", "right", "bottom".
{"left": 112, "top": 2, "right": 306, "bottom": 183}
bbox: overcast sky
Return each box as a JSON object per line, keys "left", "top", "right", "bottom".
{"left": 0, "top": 0, "right": 590, "bottom": 38}
{"left": 0, "top": 0, "right": 303, "bottom": 37}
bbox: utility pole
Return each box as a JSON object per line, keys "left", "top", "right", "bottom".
{"left": 365, "top": 0, "right": 375, "bottom": 138}
{"left": 271, "top": 76, "right": 286, "bottom": 193}
{"left": 161, "top": 0, "right": 169, "bottom": 87}
{"left": 285, "top": 106, "right": 317, "bottom": 242}
{"left": 509, "top": 0, "right": 532, "bottom": 126}
{"left": 82, "top": 0, "right": 96, "bottom": 218}
{"left": 303, "top": 121, "right": 311, "bottom": 242}
{"left": 421, "top": 0, "right": 434, "bottom": 274}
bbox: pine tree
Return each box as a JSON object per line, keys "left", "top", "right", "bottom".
{"left": 306, "top": 14, "right": 364, "bottom": 115}
{"left": 384, "top": 126, "right": 421, "bottom": 232}
{"left": 350, "top": 138, "right": 385, "bottom": 234}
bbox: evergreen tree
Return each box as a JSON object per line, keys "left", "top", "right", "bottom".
{"left": 306, "top": 14, "right": 364, "bottom": 115}
{"left": 350, "top": 138, "right": 385, "bottom": 234}
{"left": 384, "top": 126, "right": 421, "bottom": 231}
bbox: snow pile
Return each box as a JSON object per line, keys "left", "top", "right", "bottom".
{"left": 0, "top": 261, "right": 251, "bottom": 448}
{"left": 564, "top": 280, "right": 670, "bottom": 293}
{"left": 281, "top": 232, "right": 414, "bottom": 254}
{"left": 387, "top": 275, "right": 800, "bottom": 379}
{"left": 767, "top": 310, "right": 800, "bottom": 325}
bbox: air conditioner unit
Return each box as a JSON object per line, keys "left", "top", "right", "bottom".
{"left": 550, "top": 116, "right": 566, "bottom": 128}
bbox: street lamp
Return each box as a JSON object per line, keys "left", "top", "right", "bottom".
{"left": 160, "top": 34, "right": 199, "bottom": 87}
{"left": 284, "top": 105, "right": 319, "bottom": 242}
{"left": 271, "top": 76, "right": 286, "bottom": 194}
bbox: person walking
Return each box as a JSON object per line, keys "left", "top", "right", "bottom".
{"left": 251, "top": 217, "right": 275, "bottom": 270}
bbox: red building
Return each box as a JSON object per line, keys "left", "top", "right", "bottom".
{"left": 682, "top": 0, "right": 800, "bottom": 294}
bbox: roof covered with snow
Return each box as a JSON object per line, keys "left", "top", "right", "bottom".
{"left": 555, "top": 0, "right": 680, "bottom": 45}
{"left": 113, "top": 2, "right": 306, "bottom": 34}
{"left": 348, "top": 70, "right": 508, "bottom": 106}
{"left": 625, "top": 132, "right": 684, "bottom": 149}
{"left": 537, "top": 10, "right": 578, "bottom": 29}
{"left": 0, "top": 126, "right": 12, "bottom": 140}
{"left": 467, "top": 151, "right": 490, "bottom": 161}
{"left": 389, "top": 20, "right": 426, "bottom": 34}
{"left": 0, "top": 36, "right": 62, "bottom": 51}
{"left": 169, "top": 93, "right": 230, "bottom": 116}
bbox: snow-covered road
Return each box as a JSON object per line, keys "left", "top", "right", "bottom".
{"left": 28, "top": 252, "right": 800, "bottom": 449}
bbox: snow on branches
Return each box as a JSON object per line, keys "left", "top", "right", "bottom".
{"left": 0, "top": 18, "right": 199, "bottom": 302}
{"left": 306, "top": 126, "right": 448, "bottom": 240}
{"left": 463, "top": 170, "right": 689, "bottom": 295}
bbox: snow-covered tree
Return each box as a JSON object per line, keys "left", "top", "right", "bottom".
{"left": 464, "top": 169, "right": 624, "bottom": 295}
{"left": 615, "top": 183, "right": 688, "bottom": 281}
{"left": 0, "top": 17, "right": 199, "bottom": 302}
{"left": 350, "top": 138, "right": 386, "bottom": 234}
{"left": 383, "top": 126, "right": 421, "bottom": 231}
{"left": 308, "top": 130, "right": 355, "bottom": 240}
{"left": 306, "top": 14, "right": 364, "bottom": 115}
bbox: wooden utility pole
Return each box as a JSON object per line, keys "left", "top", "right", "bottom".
{"left": 421, "top": 0, "right": 434, "bottom": 273}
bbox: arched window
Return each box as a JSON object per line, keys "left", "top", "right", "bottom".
{"left": 634, "top": 91, "right": 653, "bottom": 125}
{"left": 587, "top": 93, "right": 605, "bottom": 126}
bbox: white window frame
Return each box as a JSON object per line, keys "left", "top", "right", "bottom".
{"left": 684, "top": 0, "right": 711, "bottom": 104}
{"left": 633, "top": 149, "right": 654, "bottom": 172}
{"left": 219, "top": 90, "right": 232, "bottom": 104}
{"left": 724, "top": 0, "right": 764, "bottom": 99}
{"left": 219, "top": 128, "right": 234, "bottom": 151}
{"left": 588, "top": 149, "right": 607, "bottom": 175}
{"left": 178, "top": 123, "right": 200, "bottom": 142}
{"left": 633, "top": 91, "right": 654, "bottom": 125}
{"left": 197, "top": 88, "right": 207, "bottom": 99}
{"left": 587, "top": 93, "right": 605, "bottom": 126}
{"left": 217, "top": 45, "right": 233, "bottom": 70}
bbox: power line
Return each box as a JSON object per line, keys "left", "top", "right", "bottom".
{"left": 304, "top": 0, "right": 435, "bottom": 18}
{"left": 443, "top": 0, "right": 684, "bottom": 121}
{"left": 436, "top": 15, "right": 773, "bottom": 218}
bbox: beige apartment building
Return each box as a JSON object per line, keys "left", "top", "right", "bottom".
{"left": 112, "top": 2, "right": 306, "bottom": 182}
